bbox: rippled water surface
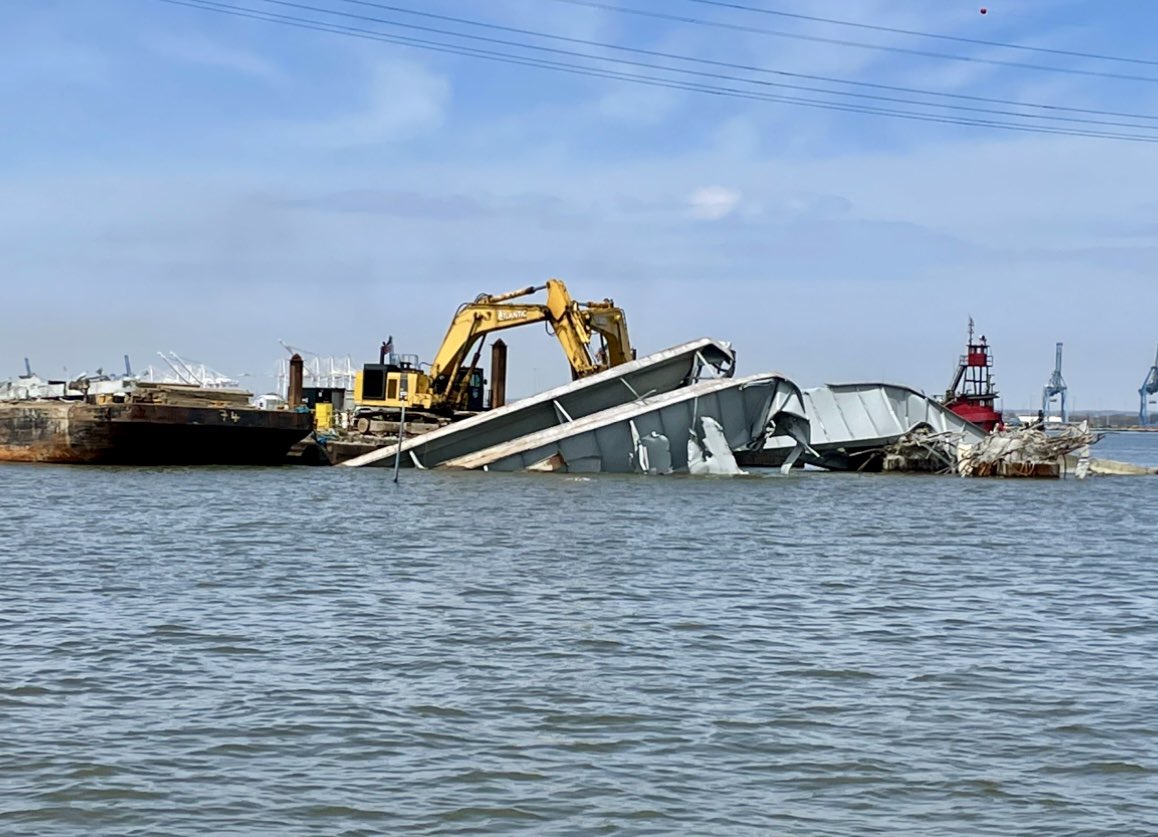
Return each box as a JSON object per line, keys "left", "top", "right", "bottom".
{"left": 2, "top": 433, "right": 1157, "bottom": 836}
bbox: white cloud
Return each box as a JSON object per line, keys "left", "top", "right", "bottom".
{"left": 687, "top": 186, "right": 742, "bottom": 220}
{"left": 146, "top": 34, "right": 282, "bottom": 81}
{"left": 289, "top": 59, "right": 450, "bottom": 148}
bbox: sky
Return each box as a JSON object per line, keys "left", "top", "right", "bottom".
{"left": 2, "top": 0, "right": 1157, "bottom": 411}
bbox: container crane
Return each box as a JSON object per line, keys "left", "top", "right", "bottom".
{"left": 276, "top": 340, "right": 356, "bottom": 394}
{"left": 1140, "top": 344, "right": 1158, "bottom": 426}
{"left": 1041, "top": 341, "right": 1069, "bottom": 423}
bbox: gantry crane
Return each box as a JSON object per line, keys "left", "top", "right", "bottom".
{"left": 1140, "top": 344, "right": 1158, "bottom": 426}
{"left": 1041, "top": 341, "right": 1069, "bottom": 423}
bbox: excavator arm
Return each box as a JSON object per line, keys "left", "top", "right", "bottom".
{"left": 543, "top": 279, "right": 601, "bottom": 379}
{"left": 428, "top": 299, "right": 552, "bottom": 396}
{"left": 580, "top": 300, "right": 633, "bottom": 367}
{"left": 427, "top": 279, "right": 609, "bottom": 409}
{"left": 357, "top": 278, "right": 634, "bottom": 416}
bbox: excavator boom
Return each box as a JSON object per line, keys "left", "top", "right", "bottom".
{"left": 475, "top": 285, "right": 545, "bottom": 305}
{"left": 429, "top": 303, "right": 555, "bottom": 394}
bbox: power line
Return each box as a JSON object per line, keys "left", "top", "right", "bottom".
{"left": 682, "top": 0, "right": 1158, "bottom": 68}
{"left": 146, "top": 0, "right": 1158, "bottom": 143}
{"left": 230, "top": 0, "right": 1158, "bottom": 130}
{"left": 543, "top": 0, "right": 1158, "bottom": 84}
{"left": 231, "top": 0, "right": 1158, "bottom": 131}
{"left": 328, "top": 0, "right": 1158, "bottom": 123}
{"left": 150, "top": 0, "right": 1158, "bottom": 143}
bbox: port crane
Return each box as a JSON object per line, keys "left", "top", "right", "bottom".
{"left": 132, "top": 352, "right": 242, "bottom": 389}
{"left": 354, "top": 279, "right": 633, "bottom": 422}
{"left": 1140, "top": 343, "right": 1158, "bottom": 426}
{"left": 1041, "top": 341, "right": 1069, "bottom": 423}
{"left": 276, "top": 340, "right": 357, "bottom": 394}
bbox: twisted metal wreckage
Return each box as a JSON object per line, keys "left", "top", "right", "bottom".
{"left": 338, "top": 354, "right": 1154, "bottom": 479}
{"left": 340, "top": 339, "right": 814, "bottom": 476}
{"left": 739, "top": 383, "right": 1157, "bottom": 479}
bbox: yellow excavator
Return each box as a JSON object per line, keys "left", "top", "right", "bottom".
{"left": 353, "top": 279, "right": 633, "bottom": 422}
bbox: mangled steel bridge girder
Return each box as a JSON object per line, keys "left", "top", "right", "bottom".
{"left": 341, "top": 338, "right": 737, "bottom": 469}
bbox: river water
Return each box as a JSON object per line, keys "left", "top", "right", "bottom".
{"left": 2, "top": 433, "right": 1157, "bottom": 836}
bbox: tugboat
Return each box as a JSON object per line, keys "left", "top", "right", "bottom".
{"left": 942, "top": 318, "right": 1003, "bottom": 433}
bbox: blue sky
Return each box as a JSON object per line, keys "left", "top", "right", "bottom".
{"left": 2, "top": 0, "right": 1157, "bottom": 410}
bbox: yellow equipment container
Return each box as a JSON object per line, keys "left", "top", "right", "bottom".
{"left": 314, "top": 402, "right": 333, "bottom": 430}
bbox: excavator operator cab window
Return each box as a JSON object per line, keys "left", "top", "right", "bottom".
{"left": 360, "top": 365, "right": 389, "bottom": 401}
{"left": 466, "top": 370, "right": 486, "bottom": 412}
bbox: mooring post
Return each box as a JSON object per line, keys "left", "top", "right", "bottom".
{"left": 490, "top": 339, "right": 507, "bottom": 409}
{"left": 393, "top": 385, "right": 407, "bottom": 484}
{"left": 288, "top": 353, "right": 304, "bottom": 408}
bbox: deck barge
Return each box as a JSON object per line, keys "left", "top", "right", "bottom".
{"left": 0, "top": 376, "right": 313, "bottom": 466}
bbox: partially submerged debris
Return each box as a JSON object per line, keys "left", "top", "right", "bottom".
{"left": 737, "top": 382, "right": 988, "bottom": 471}
{"left": 956, "top": 422, "right": 1100, "bottom": 478}
{"left": 439, "top": 373, "right": 811, "bottom": 475}
{"left": 629, "top": 416, "right": 750, "bottom": 477}
{"left": 1063, "top": 455, "right": 1158, "bottom": 476}
{"left": 880, "top": 427, "right": 963, "bottom": 475}
{"left": 686, "top": 416, "right": 747, "bottom": 476}
{"left": 340, "top": 338, "right": 737, "bottom": 468}
{"left": 875, "top": 421, "right": 1156, "bottom": 479}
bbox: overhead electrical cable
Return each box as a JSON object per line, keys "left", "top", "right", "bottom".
{"left": 542, "top": 0, "right": 1158, "bottom": 84}
{"left": 681, "top": 0, "right": 1158, "bottom": 68}
{"left": 204, "top": 0, "right": 1158, "bottom": 131}
{"left": 147, "top": 0, "right": 1158, "bottom": 143}
{"left": 325, "top": 0, "right": 1158, "bottom": 122}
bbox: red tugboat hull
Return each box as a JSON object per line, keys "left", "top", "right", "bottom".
{"left": 943, "top": 399, "right": 1002, "bottom": 433}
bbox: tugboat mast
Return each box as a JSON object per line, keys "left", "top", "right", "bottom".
{"left": 942, "top": 317, "right": 1002, "bottom": 432}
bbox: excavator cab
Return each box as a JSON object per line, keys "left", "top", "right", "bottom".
{"left": 465, "top": 369, "right": 486, "bottom": 411}
{"left": 354, "top": 351, "right": 435, "bottom": 416}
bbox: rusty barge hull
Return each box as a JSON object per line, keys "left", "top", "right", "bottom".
{"left": 0, "top": 401, "right": 313, "bottom": 465}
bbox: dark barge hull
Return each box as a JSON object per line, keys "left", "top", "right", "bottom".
{"left": 0, "top": 402, "right": 314, "bottom": 465}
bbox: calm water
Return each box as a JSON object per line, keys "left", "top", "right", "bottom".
{"left": 2, "top": 433, "right": 1157, "bottom": 836}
